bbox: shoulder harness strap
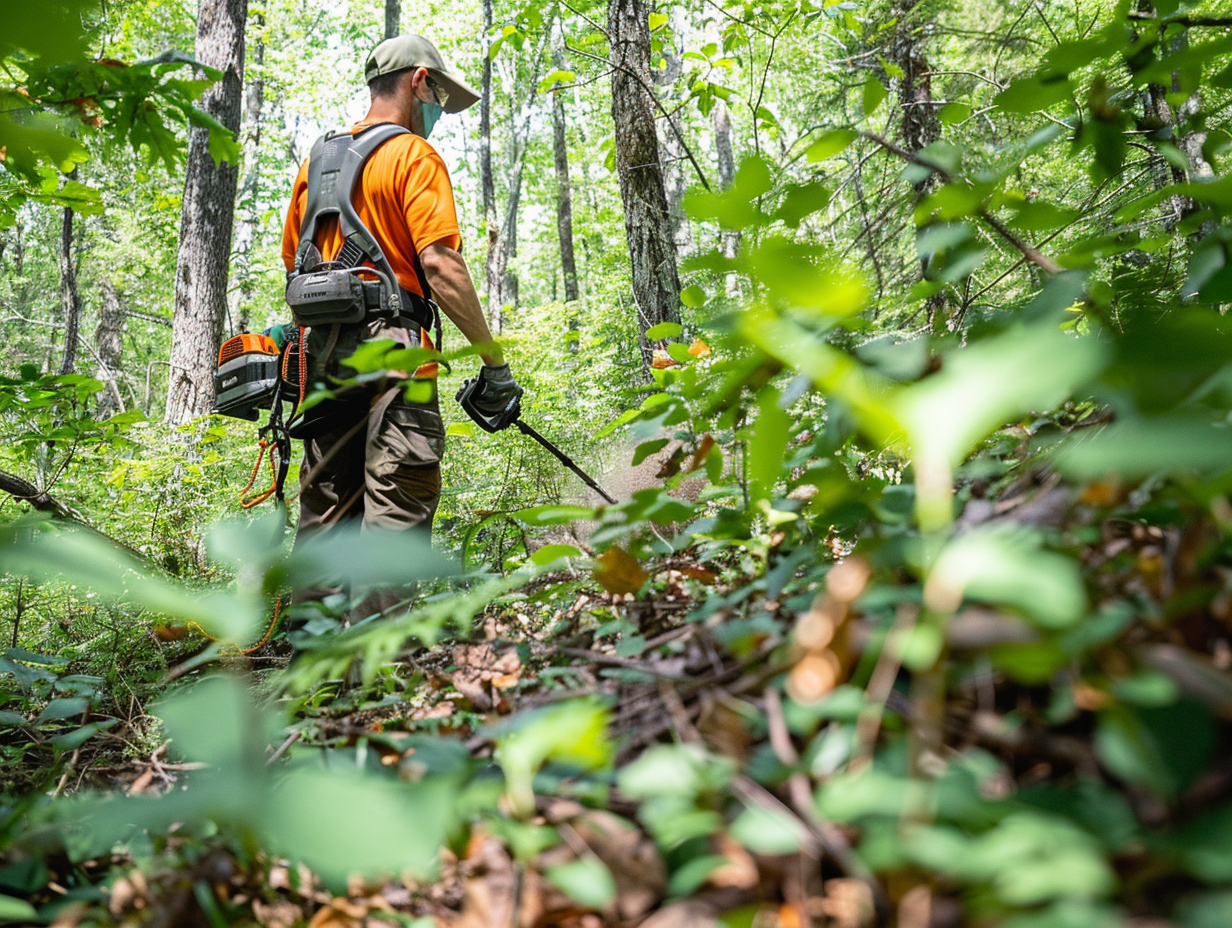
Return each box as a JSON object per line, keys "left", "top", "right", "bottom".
{"left": 294, "top": 124, "right": 435, "bottom": 327}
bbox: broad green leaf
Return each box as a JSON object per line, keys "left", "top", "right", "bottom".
{"left": 680, "top": 286, "right": 707, "bottom": 308}
{"left": 730, "top": 804, "right": 802, "bottom": 854}
{"left": 896, "top": 323, "right": 1104, "bottom": 470}
{"left": 995, "top": 74, "right": 1074, "bottom": 114}
{"left": 545, "top": 857, "right": 617, "bottom": 909}
{"left": 645, "top": 321, "right": 683, "bottom": 340}
{"left": 530, "top": 544, "right": 583, "bottom": 566}
{"left": 1056, "top": 414, "right": 1232, "bottom": 479}
{"left": 0, "top": 895, "right": 37, "bottom": 924}
{"left": 925, "top": 526, "right": 1086, "bottom": 627}
{"left": 749, "top": 387, "right": 789, "bottom": 500}
{"left": 36, "top": 697, "right": 89, "bottom": 723}
{"left": 806, "top": 129, "right": 858, "bottom": 162}
{"left": 495, "top": 699, "right": 611, "bottom": 816}
{"left": 862, "top": 77, "right": 887, "bottom": 116}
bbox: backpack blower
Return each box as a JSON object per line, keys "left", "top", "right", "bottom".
{"left": 455, "top": 378, "right": 616, "bottom": 505}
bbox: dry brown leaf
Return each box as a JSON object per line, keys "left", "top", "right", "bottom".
{"left": 696, "top": 696, "right": 753, "bottom": 762}
{"left": 453, "top": 837, "right": 517, "bottom": 928}
{"left": 685, "top": 434, "right": 716, "bottom": 474}
{"left": 307, "top": 897, "right": 368, "bottom": 928}
{"left": 571, "top": 809, "right": 667, "bottom": 920}
{"left": 821, "top": 878, "right": 875, "bottom": 928}
{"left": 252, "top": 898, "right": 305, "bottom": 928}
{"left": 152, "top": 624, "right": 190, "bottom": 642}
{"left": 593, "top": 547, "right": 649, "bottom": 596}
{"left": 708, "top": 833, "right": 759, "bottom": 890}
{"left": 637, "top": 900, "right": 722, "bottom": 928}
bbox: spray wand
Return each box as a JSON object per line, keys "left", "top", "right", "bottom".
{"left": 455, "top": 378, "right": 617, "bottom": 505}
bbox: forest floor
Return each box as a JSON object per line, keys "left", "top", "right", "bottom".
{"left": 9, "top": 464, "right": 1232, "bottom": 928}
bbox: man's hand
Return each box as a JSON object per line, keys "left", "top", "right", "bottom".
{"left": 471, "top": 363, "right": 523, "bottom": 418}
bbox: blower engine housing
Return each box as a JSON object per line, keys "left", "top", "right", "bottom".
{"left": 213, "top": 334, "right": 280, "bottom": 421}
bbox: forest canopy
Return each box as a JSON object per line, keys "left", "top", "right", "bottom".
{"left": 2, "top": 0, "right": 1232, "bottom": 926}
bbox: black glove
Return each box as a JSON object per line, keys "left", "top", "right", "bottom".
{"left": 471, "top": 363, "right": 523, "bottom": 419}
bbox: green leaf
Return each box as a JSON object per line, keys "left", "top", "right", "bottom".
{"left": 926, "top": 526, "right": 1086, "bottom": 627}
{"left": 0, "top": 895, "right": 37, "bottom": 924}
{"left": 1056, "top": 414, "right": 1232, "bottom": 479}
{"left": 538, "top": 69, "right": 576, "bottom": 93}
{"left": 545, "top": 857, "right": 617, "bottom": 909}
{"left": 939, "top": 102, "right": 973, "bottom": 125}
{"left": 776, "top": 181, "right": 832, "bottom": 227}
{"left": 749, "top": 388, "right": 789, "bottom": 500}
{"left": 645, "top": 322, "right": 683, "bottom": 340}
{"left": 36, "top": 697, "right": 88, "bottom": 723}
{"left": 806, "top": 129, "right": 859, "bottom": 162}
{"left": 680, "top": 285, "right": 707, "bottom": 308}
{"left": 495, "top": 699, "right": 612, "bottom": 816}
{"left": 530, "top": 544, "right": 583, "bottom": 566}
{"left": 994, "top": 74, "right": 1074, "bottom": 114}
{"left": 730, "top": 805, "right": 802, "bottom": 854}
{"left": 862, "top": 77, "right": 888, "bottom": 116}
{"left": 514, "top": 505, "right": 598, "bottom": 526}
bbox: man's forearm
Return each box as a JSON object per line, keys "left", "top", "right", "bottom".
{"left": 421, "top": 243, "right": 503, "bottom": 367}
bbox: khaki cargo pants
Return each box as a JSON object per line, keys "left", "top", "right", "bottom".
{"left": 294, "top": 324, "right": 444, "bottom": 621}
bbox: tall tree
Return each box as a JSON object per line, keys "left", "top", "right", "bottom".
{"left": 57, "top": 198, "right": 82, "bottom": 376}
{"left": 480, "top": 0, "right": 500, "bottom": 331}
{"left": 551, "top": 50, "right": 579, "bottom": 306}
{"left": 712, "top": 99, "right": 739, "bottom": 297}
{"left": 608, "top": 0, "right": 681, "bottom": 370}
{"left": 482, "top": 19, "right": 548, "bottom": 331}
{"left": 229, "top": 10, "right": 264, "bottom": 334}
{"left": 95, "top": 277, "right": 125, "bottom": 417}
{"left": 385, "top": 0, "right": 400, "bottom": 40}
{"left": 886, "top": 0, "right": 943, "bottom": 328}
{"left": 164, "top": 0, "right": 247, "bottom": 425}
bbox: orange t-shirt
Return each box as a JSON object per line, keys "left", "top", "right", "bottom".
{"left": 281, "top": 122, "right": 462, "bottom": 297}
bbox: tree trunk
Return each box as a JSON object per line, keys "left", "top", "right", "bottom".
{"left": 886, "top": 0, "right": 944, "bottom": 328}
{"left": 551, "top": 58, "right": 579, "bottom": 305}
{"left": 480, "top": 0, "right": 502, "bottom": 331}
{"left": 655, "top": 8, "right": 692, "bottom": 253}
{"left": 384, "top": 0, "right": 400, "bottom": 39}
{"left": 58, "top": 196, "right": 81, "bottom": 376}
{"left": 165, "top": 0, "right": 247, "bottom": 426}
{"left": 713, "top": 99, "right": 740, "bottom": 297}
{"left": 609, "top": 0, "right": 681, "bottom": 371}
{"left": 230, "top": 11, "right": 264, "bottom": 334}
{"left": 95, "top": 277, "right": 125, "bottom": 417}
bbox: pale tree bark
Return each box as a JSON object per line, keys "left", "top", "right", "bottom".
{"left": 712, "top": 99, "right": 740, "bottom": 297}
{"left": 165, "top": 0, "right": 247, "bottom": 426}
{"left": 58, "top": 194, "right": 82, "bottom": 376}
{"left": 551, "top": 54, "right": 579, "bottom": 306}
{"left": 480, "top": 0, "right": 501, "bottom": 330}
{"left": 385, "top": 0, "right": 400, "bottom": 39}
{"left": 609, "top": 0, "right": 681, "bottom": 371}
{"left": 655, "top": 8, "right": 692, "bottom": 253}
{"left": 229, "top": 10, "right": 264, "bottom": 333}
{"left": 95, "top": 277, "right": 125, "bottom": 417}
{"left": 483, "top": 20, "right": 548, "bottom": 330}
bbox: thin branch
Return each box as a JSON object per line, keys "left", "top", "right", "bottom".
{"left": 862, "top": 132, "right": 1064, "bottom": 276}
{"left": 565, "top": 42, "right": 712, "bottom": 191}
{"left": 1127, "top": 11, "right": 1232, "bottom": 27}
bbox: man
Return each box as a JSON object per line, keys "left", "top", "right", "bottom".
{"left": 280, "top": 34, "right": 519, "bottom": 621}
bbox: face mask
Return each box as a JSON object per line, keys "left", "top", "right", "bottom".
{"left": 420, "top": 100, "right": 443, "bottom": 139}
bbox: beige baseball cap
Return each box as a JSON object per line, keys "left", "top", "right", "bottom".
{"left": 364, "top": 34, "right": 479, "bottom": 113}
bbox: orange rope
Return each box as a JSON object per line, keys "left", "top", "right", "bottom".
{"left": 239, "top": 440, "right": 279, "bottom": 510}
{"left": 297, "top": 325, "right": 307, "bottom": 406}
{"left": 187, "top": 594, "right": 285, "bottom": 656}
